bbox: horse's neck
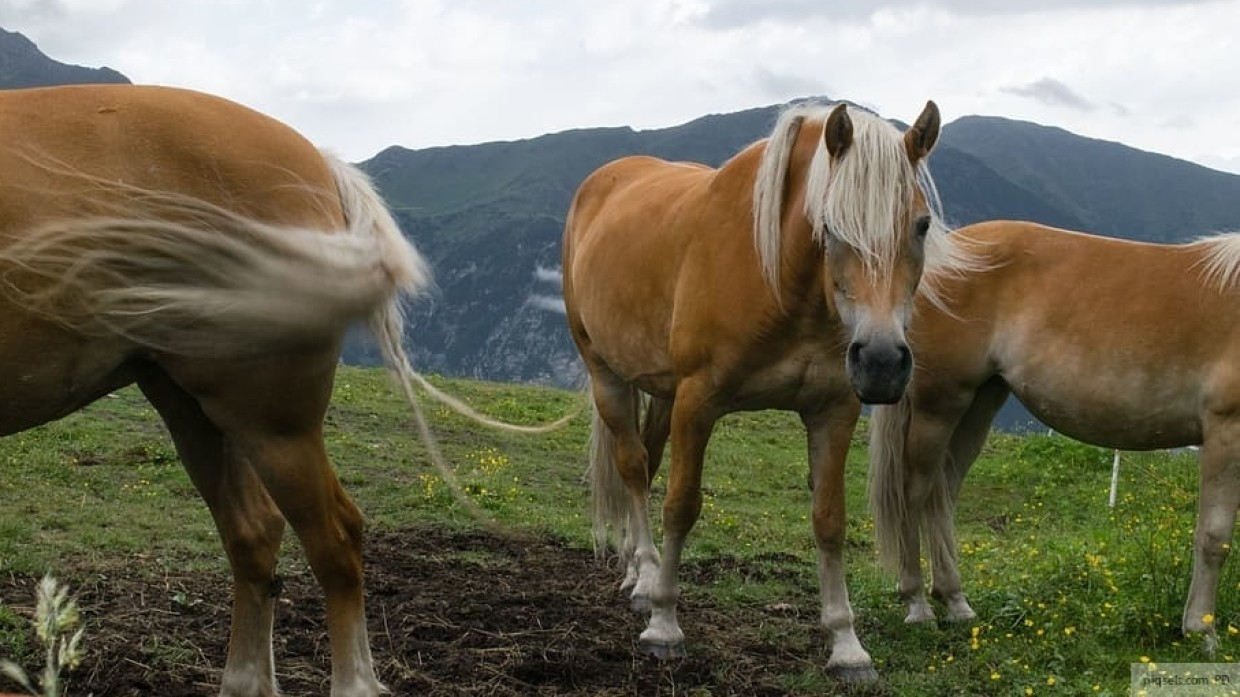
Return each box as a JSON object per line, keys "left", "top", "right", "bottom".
{"left": 775, "top": 216, "right": 828, "bottom": 312}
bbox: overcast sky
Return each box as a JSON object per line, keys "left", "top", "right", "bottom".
{"left": 3, "top": 0, "right": 1239, "bottom": 174}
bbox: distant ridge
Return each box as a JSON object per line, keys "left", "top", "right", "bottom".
{"left": 941, "top": 115, "right": 1240, "bottom": 241}
{"left": 0, "top": 28, "right": 130, "bottom": 88}
{"left": 355, "top": 103, "right": 1240, "bottom": 432}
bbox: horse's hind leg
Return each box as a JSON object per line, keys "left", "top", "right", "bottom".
{"left": 158, "top": 351, "right": 382, "bottom": 697}
{"left": 615, "top": 396, "right": 672, "bottom": 592}
{"left": 641, "top": 396, "right": 673, "bottom": 483}
{"left": 1184, "top": 420, "right": 1240, "bottom": 653}
{"left": 590, "top": 371, "right": 661, "bottom": 609}
{"left": 137, "top": 367, "right": 286, "bottom": 697}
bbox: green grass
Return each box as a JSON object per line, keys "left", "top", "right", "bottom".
{"left": 0, "top": 365, "right": 1234, "bottom": 695}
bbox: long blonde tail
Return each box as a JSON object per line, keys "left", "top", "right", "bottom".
{"left": 0, "top": 153, "right": 428, "bottom": 356}
{"left": 868, "top": 395, "right": 914, "bottom": 571}
{"left": 328, "top": 153, "right": 582, "bottom": 435}
{"left": 328, "top": 156, "right": 570, "bottom": 524}
{"left": 868, "top": 393, "right": 954, "bottom": 573}
{"left": 587, "top": 391, "right": 638, "bottom": 557}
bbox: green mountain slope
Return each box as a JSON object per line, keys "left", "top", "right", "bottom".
{"left": 941, "top": 115, "right": 1240, "bottom": 241}
{"left": 357, "top": 104, "right": 1240, "bottom": 394}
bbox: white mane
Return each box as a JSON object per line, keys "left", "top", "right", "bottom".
{"left": 752, "top": 102, "right": 979, "bottom": 310}
{"left": 1192, "top": 232, "right": 1240, "bottom": 291}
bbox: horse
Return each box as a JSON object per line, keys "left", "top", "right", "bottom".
{"left": 868, "top": 219, "right": 1240, "bottom": 652}
{"left": 0, "top": 83, "right": 430, "bottom": 697}
{"left": 562, "top": 99, "right": 981, "bottom": 681}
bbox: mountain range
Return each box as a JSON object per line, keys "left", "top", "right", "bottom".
{"left": 6, "top": 28, "right": 1240, "bottom": 431}
{"left": 0, "top": 28, "right": 128, "bottom": 88}
{"left": 356, "top": 103, "right": 1240, "bottom": 431}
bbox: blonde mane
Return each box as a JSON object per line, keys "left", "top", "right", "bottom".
{"left": 752, "top": 102, "right": 981, "bottom": 310}
{"left": 1192, "top": 232, "right": 1240, "bottom": 292}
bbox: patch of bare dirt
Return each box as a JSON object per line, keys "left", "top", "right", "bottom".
{"left": 0, "top": 527, "right": 877, "bottom": 696}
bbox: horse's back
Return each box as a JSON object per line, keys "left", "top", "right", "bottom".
{"left": 563, "top": 154, "right": 719, "bottom": 300}
{"left": 0, "top": 84, "right": 340, "bottom": 231}
{"left": 949, "top": 220, "right": 1210, "bottom": 310}
{"left": 566, "top": 155, "right": 713, "bottom": 242}
{"left": 918, "top": 219, "right": 1231, "bottom": 447}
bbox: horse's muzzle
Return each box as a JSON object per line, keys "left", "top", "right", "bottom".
{"left": 847, "top": 340, "right": 912, "bottom": 404}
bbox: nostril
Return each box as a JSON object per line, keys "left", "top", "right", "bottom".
{"left": 897, "top": 345, "right": 912, "bottom": 372}
{"left": 847, "top": 342, "right": 863, "bottom": 366}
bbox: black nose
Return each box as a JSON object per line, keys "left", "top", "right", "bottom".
{"left": 847, "top": 341, "right": 912, "bottom": 404}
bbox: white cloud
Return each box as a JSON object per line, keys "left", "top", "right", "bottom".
{"left": 0, "top": 0, "right": 1237, "bottom": 173}
{"left": 526, "top": 294, "right": 566, "bottom": 314}
{"left": 1002, "top": 78, "right": 1095, "bottom": 112}
{"left": 533, "top": 267, "right": 562, "bottom": 286}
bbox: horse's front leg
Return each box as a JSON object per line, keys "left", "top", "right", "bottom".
{"left": 804, "top": 404, "right": 877, "bottom": 683}
{"left": 923, "top": 387, "right": 1006, "bottom": 624}
{"left": 640, "top": 382, "right": 716, "bottom": 658}
{"left": 900, "top": 413, "right": 955, "bottom": 624}
{"left": 1183, "top": 421, "right": 1240, "bottom": 654}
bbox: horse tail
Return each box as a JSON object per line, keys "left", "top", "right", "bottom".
{"left": 323, "top": 150, "right": 431, "bottom": 341}
{"left": 869, "top": 392, "right": 954, "bottom": 573}
{"left": 868, "top": 394, "right": 914, "bottom": 571}
{"left": 587, "top": 387, "right": 640, "bottom": 558}
{"left": 0, "top": 153, "right": 425, "bottom": 355}
{"left": 328, "top": 155, "right": 576, "bottom": 524}
{"left": 325, "top": 154, "right": 581, "bottom": 438}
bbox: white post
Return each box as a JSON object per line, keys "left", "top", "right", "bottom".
{"left": 1109, "top": 449, "right": 1121, "bottom": 508}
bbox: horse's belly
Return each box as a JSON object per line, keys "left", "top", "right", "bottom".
{"left": 0, "top": 327, "right": 135, "bottom": 436}
{"left": 1009, "top": 369, "right": 1203, "bottom": 450}
{"left": 580, "top": 319, "right": 673, "bottom": 391}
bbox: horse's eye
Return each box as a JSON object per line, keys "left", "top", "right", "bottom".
{"left": 913, "top": 216, "right": 931, "bottom": 239}
{"left": 913, "top": 216, "right": 931, "bottom": 238}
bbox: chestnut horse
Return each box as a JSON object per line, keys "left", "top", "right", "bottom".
{"left": 0, "top": 84, "right": 429, "bottom": 697}
{"left": 563, "top": 100, "right": 980, "bottom": 681}
{"left": 869, "top": 219, "right": 1240, "bottom": 652}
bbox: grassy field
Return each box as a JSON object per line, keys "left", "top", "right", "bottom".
{"left": 0, "top": 365, "right": 1234, "bottom": 695}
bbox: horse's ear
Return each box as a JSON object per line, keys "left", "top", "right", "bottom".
{"left": 904, "top": 100, "right": 940, "bottom": 163}
{"left": 823, "top": 103, "right": 853, "bottom": 160}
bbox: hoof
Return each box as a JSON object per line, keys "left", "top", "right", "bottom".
{"left": 904, "top": 608, "right": 936, "bottom": 624}
{"left": 640, "top": 637, "right": 687, "bottom": 660}
{"left": 944, "top": 608, "right": 977, "bottom": 623}
{"left": 629, "top": 593, "right": 652, "bottom": 613}
{"left": 1201, "top": 631, "right": 1219, "bottom": 657}
{"left": 829, "top": 664, "right": 879, "bottom": 684}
